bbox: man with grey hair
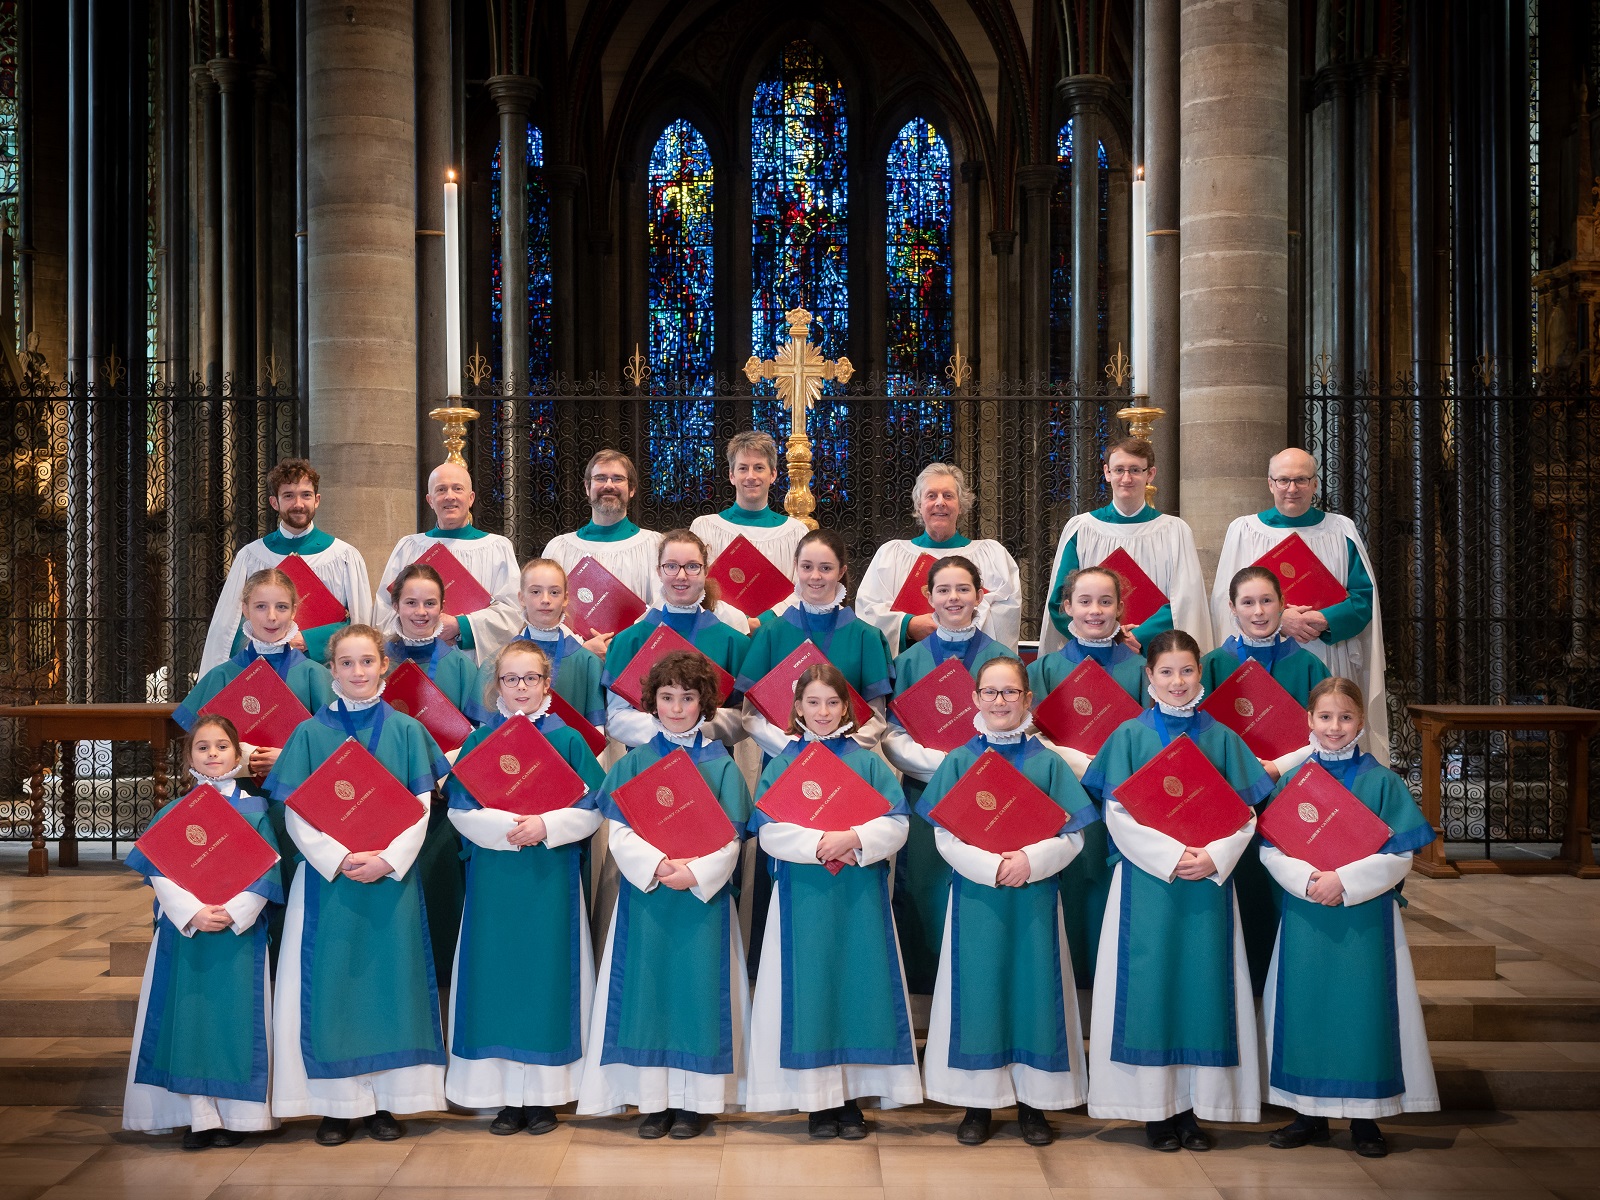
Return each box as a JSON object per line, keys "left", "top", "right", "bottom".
{"left": 1209, "top": 446, "right": 1389, "bottom": 763}
{"left": 855, "top": 462, "right": 1022, "bottom": 655}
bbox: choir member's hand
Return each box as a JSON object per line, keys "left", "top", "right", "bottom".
{"left": 507, "top": 812, "right": 548, "bottom": 847}
{"left": 438, "top": 614, "right": 462, "bottom": 643}
{"left": 583, "top": 631, "right": 616, "bottom": 659}
{"left": 995, "top": 849, "right": 1032, "bottom": 887}
{"left": 746, "top": 617, "right": 762, "bottom": 634}
{"left": 1278, "top": 606, "right": 1327, "bottom": 643}
{"left": 289, "top": 631, "right": 307, "bottom": 651}
{"left": 1175, "top": 847, "right": 1217, "bottom": 880}
{"left": 905, "top": 613, "right": 938, "bottom": 643}
{"left": 658, "top": 858, "right": 699, "bottom": 891}
{"left": 1117, "top": 625, "right": 1142, "bottom": 655}
{"left": 248, "top": 746, "right": 280, "bottom": 777}
{"left": 1258, "top": 756, "right": 1282, "bottom": 781}
{"left": 1306, "top": 869, "right": 1345, "bottom": 906}
{"left": 340, "top": 851, "right": 393, "bottom": 883}
{"left": 188, "top": 905, "right": 233, "bottom": 933}
{"left": 816, "top": 829, "right": 863, "bottom": 865}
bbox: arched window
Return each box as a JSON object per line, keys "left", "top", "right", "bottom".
{"left": 1049, "top": 118, "right": 1109, "bottom": 383}
{"left": 0, "top": 3, "right": 21, "bottom": 354}
{"left": 885, "top": 117, "right": 952, "bottom": 389}
{"left": 489, "top": 125, "right": 552, "bottom": 382}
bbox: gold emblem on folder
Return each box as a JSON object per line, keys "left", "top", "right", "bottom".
{"left": 1163, "top": 775, "right": 1184, "bottom": 797}
{"left": 185, "top": 824, "right": 208, "bottom": 846}
{"left": 728, "top": 567, "right": 747, "bottom": 584}
{"left": 390, "top": 699, "right": 410, "bottom": 715}
{"left": 976, "top": 790, "right": 998, "bottom": 811}
{"left": 1297, "top": 801, "right": 1320, "bottom": 823}
{"left": 656, "top": 785, "right": 675, "bottom": 807}
{"left": 935, "top": 696, "right": 953, "bottom": 715}
{"left": 1073, "top": 696, "right": 1094, "bottom": 716}
{"left": 241, "top": 696, "right": 261, "bottom": 716}
{"left": 500, "top": 754, "right": 521, "bottom": 775}
{"left": 801, "top": 780, "right": 823, "bottom": 801}
{"left": 577, "top": 587, "right": 595, "bottom": 604}
{"left": 1235, "top": 697, "right": 1255, "bottom": 717}
{"left": 334, "top": 780, "right": 356, "bottom": 802}
{"left": 1279, "top": 560, "right": 1298, "bottom": 578}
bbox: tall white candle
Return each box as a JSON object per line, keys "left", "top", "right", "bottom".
{"left": 444, "top": 169, "right": 462, "bottom": 397}
{"left": 1131, "top": 171, "right": 1148, "bottom": 398}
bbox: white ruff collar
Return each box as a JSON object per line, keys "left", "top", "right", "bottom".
{"left": 797, "top": 583, "right": 848, "bottom": 614}
{"left": 654, "top": 716, "right": 708, "bottom": 746}
{"left": 1069, "top": 621, "right": 1117, "bottom": 648}
{"left": 972, "top": 711, "right": 1033, "bottom": 743}
{"left": 801, "top": 721, "right": 855, "bottom": 743}
{"left": 189, "top": 768, "right": 241, "bottom": 793}
{"left": 933, "top": 622, "right": 978, "bottom": 643}
{"left": 1310, "top": 730, "right": 1362, "bottom": 760}
{"left": 662, "top": 600, "right": 704, "bottom": 615}
{"left": 1238, "top": 629, "right": 1286, "bottom": 648}
{"left": 497, "top": 694, "right": 553, "bottom": 721}
{"left": 400, "top": 627, "right": 442, "bottom": 648}
{"left": 331, "top": 680, "right": 385, "bottom": 711}
{"left": 522, "top": 623, "right": 567, "bottom": 643}
{"left": 248, "top": 624, "right": 300, "bottom": 655}
{"left": 1150, "top": 685, "right": 1205, "bottom": 718}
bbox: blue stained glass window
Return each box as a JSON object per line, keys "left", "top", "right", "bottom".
{"left": 1049, "top": 118, "right": 1109, "bottom": 384}
{"left": 489, "top": 126, "right": 552, "bottom": 382}
{"left": 885, "top": 117, "right": 953, "bottom": 388}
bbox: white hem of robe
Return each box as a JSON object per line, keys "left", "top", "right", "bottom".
{"left": 855, "top": 538, "right": 1022, "bottom": 657}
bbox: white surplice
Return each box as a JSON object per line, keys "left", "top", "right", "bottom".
{"left": 855, "top": 538, "right": 1023, "bottom": 656}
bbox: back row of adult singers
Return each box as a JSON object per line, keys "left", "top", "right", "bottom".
{"left": 196, "top": 432, "right": 1387, "bottom": 769}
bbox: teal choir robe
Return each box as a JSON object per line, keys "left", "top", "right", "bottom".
{"left": 467, "top": 626, "right": 607, "bottom": 731}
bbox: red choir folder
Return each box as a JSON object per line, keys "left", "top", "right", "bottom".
{"left": 201, "top": 658, "right": 312, "bottom": 749}
{"left": 1198, "top": 658, "right": 1308, "bottom": 760}
{"left": 1113, "top": 734, "right": 1253, "bottom": 847}
{"left": 1250, "top": 532, "right": 1348, "bottom": 611}
{"left": 275, "top": 554, "right": 347, "bottom": 629}
{"left": 756, "top": 741, "right": 892, "bottom": 873}
{"left": 383, "top": 659, "right": 474, "bottom": 753}
{"left": 889, "top": 552, "right": 939, "bottom": 617}
{"left": 451, "top": 714, "right": 590, "bottom": 817}
{"left": 1258, "top": 760, "right": 1393, "bottom": 872}
{"left": 1096, "top": 547, "right": 1168, "bottom": 629}
{"left": 546, "top": 690, "right": 607, "bottom": 757}
{"left": 890, "top": 658, "right": 979, "bottom": 753}
{"left": 1032, "top": 657, "right": 1143, "bottom": 756}
{"left": 410, "top": 543, "right": 493, "bottom": 616}
{"left": 565, "top": 556, "right": 648, "bottom": 640}
{"left": 708, "top": 535, "right": 793, "bottom": 617}
{"left": 607, "top": 624, "right": 736, "bottom": 711}
{"left": 927, "top": 750, "right": 1069, "bottom": 854}
{"left": 609, "top": 748, "right": 738, "bottom": 860}
{"left": 285, "top": 741, "right": 428, "bottom": 854}
{"left": 745, "top": 639, "right": 872, "bottom": 731}
{"left": 134, "top": 784, "right": 281, "bottom": 906}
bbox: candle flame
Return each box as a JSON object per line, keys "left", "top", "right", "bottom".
{"left": 446, "top": 168, "right": 457, "bottom": 182}
{"left": 1135, "top": 166, "right": 1144, "bottom": 180}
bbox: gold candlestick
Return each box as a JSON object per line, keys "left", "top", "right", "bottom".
{"left": 429, "top": 403, "right": 478, "bottom": 467}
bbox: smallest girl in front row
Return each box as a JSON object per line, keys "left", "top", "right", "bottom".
{"left": 1260, "top": 677, "right": 1439, "bottom": 1158}
{"left": 123, "top": 716, "right": 283, "bottom": 1148}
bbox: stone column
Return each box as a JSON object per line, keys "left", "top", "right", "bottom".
{"left": 253, "top": 66, "right": 274, "bottom": 382}
{"left": 1061, "top": 75, "right": 1111, "bottom": 384}
{"left": 306, "top": 0, "right": 417, "bottom": 581}
{"left": 1144, "top": 0, "right": 1180, "bottom": 502}
{"left": 210, "top": 57, "right": 245, "bottom": 382}
{"left": 961, "top": 161, "right": 984, "bottom": 374}
{"left": 1015, "top": 166, "right": 1058, "bottom": 382}
{"left": 988, "top": 229, "right": 1017, "bottom": 384}
{"left": 193, "top": 64, "right": 221, "bottom": 386}
{"left": 1177, "top": 0, "right": 1289, "bottom": 576}
{"left": 546, "top": 165, "right": 585, "bottom": 379}
{"left": 485, "top": 74, "right": 536, "bottom": 386}
{"left": 1107, "top": 163, "right": 1130, "bottom": 372}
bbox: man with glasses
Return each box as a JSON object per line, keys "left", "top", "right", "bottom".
{"left": 1038, "top": 437, "right": 1212, "bottom": 656}
{"left": 1209, "top": 447, "right": 1388, "bottom": 763}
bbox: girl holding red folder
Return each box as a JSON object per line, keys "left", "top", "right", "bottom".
{"left": 746, "top": 663, "right": 922, "bottom": 1137}
{"left": 445, "top": 641, "right": 605, "bottom": 1136}
{"left": 916, "top": 657, "right": 1099, "bottom": 1147}
{"left": 882, "top": 555, "right": 1013, "bottom": 995}
{"left": 382, "top": 563, "right": 482, "bottom": 726}
{"left": 1081, "top": 630, "right": 1273, "bottom": 1152}
{"left": 1258, "top": 678, "right": 1438, "bottom": 1158}
{"left": 175, "top": 566, "right": 334, "bottom": 781}
{"left": 123, "top": 715, "right": 283, "bottom": 1148}
{"left": 262, "top": 625, "right": 451, "bottom": 1146}
{"left": 577, "top": 651, "right": 752, "bottom": 1139}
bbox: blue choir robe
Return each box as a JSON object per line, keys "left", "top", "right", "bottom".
{"left": 466, "top": 625, "right": 607, "bottom": 733}
{"left": 122, "top": 778, "right": 283, "bottom": 1133}
{"left": 577, "top": 731, "right": 752, "bottom": 1116}
{"left": 744, "top": 735, "right": 923, "bottom": 1113}
{"left": 1260, "top": 750, "right": 1440, "bottom": 1118}
{"left": 1082, "top": 708, "right": 1273, "bottom": 1123}
{"left": 602, "top": 606, "right": 751, "bottom": 750}
{"left": 443, "top": 709, "right": 605, "bottom": 1109}
{"left": 916, "top": 733, "right": 1100, "bottom": 1110}
{"left": 880, "top": 625, "right": 1012, "bottom": 995}
{"left": 262, "top": 701, "right": 451, "bottom": 1118}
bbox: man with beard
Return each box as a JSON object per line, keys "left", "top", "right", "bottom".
{"left": 197, "top": 458, "right": 371, "bottom": 675}
{"left": 371, "top": 462, "right": 524, "bottom": 665}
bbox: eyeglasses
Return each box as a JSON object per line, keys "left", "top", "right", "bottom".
{"left": 1107, "top": 466, "right": 1150, "bottom": 478}
{"left": 590, "top": 474, "right": 629, "bottom": 486}
{"left": 660, "top": 562, "right": 704, "bottom": 577}
{"left": 498, "top": 672, "right": 547, "bottom": 686}
{"left": 977, "top": 687, "right": 1026, "bottom": 702}
{"left": 1269, "top": 475, "right": 1316, "bottom": 487}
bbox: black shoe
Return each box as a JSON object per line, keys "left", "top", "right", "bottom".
{"left": 489, "top": 1106, "right": 528, "bottom": 1135}
{"left": 364, "top": 1110, "right": 404, "bottom": 1141}
{"left": 1145, "top": 1118, "right": 1180, "bottom": 1152}
{"left": 808, "top": 1108, "right": 840, "bottom": 1139}
{"left": 956, "top": 1107, "right": 991, "bottom": 1145}
{"left": 837, "top": 1098, "right": 868, "bottom": 1140}
{"left": 1174, "top": 1109, "right": 1212, "bottom": 1152}
{"left": 1270, "top": 1114, "right": 1331, "bottom": 1150}
{"left": 181, "top": 1128, "right": 212, "bottom": 1151}
{"left": 315, "top": 1117, "right": 353, "bottom": 1146}
{"left": 209, "top": 1128, "right": 246, "bottom": 1148}
{"left": 525, "top": 1105, "right": 559, "bottom": 1136}
{"left": 669, "top": 1110, "right": 702, "bottom": 1139}
{"left": 639, "top": 1109, "right": 674, "bottom": 1139}
{"left": 1017, "top": 1103, "right": 1053, "bottom": 1146}
{"left": 1350, "top": 1118, "right": 1389, "bottom": 1158}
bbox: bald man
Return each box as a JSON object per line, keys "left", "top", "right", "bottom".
{"left": 1210, "top": 448, "right": 1389, "bottom": 763}
{"left": 370, "top": 463, "right": 525, "bottom": 665}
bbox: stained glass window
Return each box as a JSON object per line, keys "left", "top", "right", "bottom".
{"left": 489, "top": 125, "right": 552, "bottom": 382}
{"left": 1049, "top": 118, "right": 1109, "bottom": 383}
{"left": 0, "top": 1, "right": 19, "bottom": 355}
{"left": 885, "top": 117, "right": 952, "bottom": 388}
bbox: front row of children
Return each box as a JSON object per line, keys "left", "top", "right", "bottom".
{"left": 130, "top": 607, "right": 1437, "bottom": 1158}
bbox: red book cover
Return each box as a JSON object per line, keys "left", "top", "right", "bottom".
{"left": 1249, "top": 531, "right": 1349, "bottom": 611}
{"left": 565, "top": 556, "right": 648, "bottom": 640}
{"left": 609, "top": 748, "right": 738, "bottom": 861}
{"left": 413, "top": 542, "right": 494, "bottom": 616}
{"left": 546, "top": 690, "right": 606, "bottom": 757}
{"left": 200, "top": 658, "right": 312, "bottom": 749}
{"left": 889, "top": 552, "right": 938, "bottom": 617}
{"left": 757, "top": 741, "right": 892, "bottom": 872}
{"left": 451, "top": 715, "right": 590, "bottom": 817}
{"left": 1032, "top": 657, "right": 1143, "bottom": 756}
{"left": 1259, "top": 760, "right": 1393, "bottom": 872}
{"left": 890, "top": 658, "right": 979, "bottom": 753}
{"left": 383, "top": 659, "right": 474, "bottom": 753}
{"left": 275, "top": 554, "right": 347, "bottom": 629}
{"left": 708, "top": 534, "right": 793, "bottom": 617}
{"left": 745, "top": 639, "right": 873, "bottom": 732}
{"left": 1096, "top": 547, "right": 1169, "bottom": 629}
{"left": 927, "top": 749, "right": 1070, "bottom": 854}
{"left": 285, "top": 741, "right": 428, "bottom": 853}
{"left": 134, "top": 784, "right": 281, "bottom": 906}
{"left": 608, "top": 624, "right": 735, "bottom": 711}
{"left": 1199, "top": 658, "right": 1309, "bottom": 760}
{"left": 1113, "top": 735, "right": 1254, "bottom": 847}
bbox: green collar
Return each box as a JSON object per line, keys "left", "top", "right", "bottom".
{"left": 911, "top": 532, "right": 972, "bottom": 550}
{"left": 1092, "top": 502, "right": 1159, "bottom": 525}
{"left": 719, "top": 504, "right": 788, "bottom": 528}
{"left": 263, "top": 524, "right": 335, "bottom": 555}
{"left": 1259, "top": 506, "right": 1326, "bottom": 528}
{"left": 577, "top": 518, "right": 640, "bottom": 542}
{"left": 426, "top": 522, "right": 488, "bottom": 540}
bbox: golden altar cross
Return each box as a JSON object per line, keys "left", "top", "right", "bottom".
{"left": 742, "top": 307, "right": 854, "bottom": 530}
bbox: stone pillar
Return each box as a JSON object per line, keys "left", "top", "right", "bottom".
{"left": 546, "top": 165, "right": 585, "bottom": 379}
{"left": 1144, "top": 0, "right": 1180, "bottom": 503}
{"left": 306, "top": 0, "right": 418, "bottom": 582}
{"left": 1177, "top": 0, "right": 1288, "bottom": 576}
{"left": 1015, "top": 166, "right": 1058, "bottom": 382}
{"left": 486, "top": 74, "right": 536, "bottom": 386}
{"left": 211, "top": 57, "right": 245, "bottom": 382}
{"left": 193, "top": 64, "right": 221, "bottom": 386}
{"left": 253, "top": 66, "right": 274, "bottom": 381}
{"left": 1061, "top": 75, "right": 1111, "bottom": 384}
{"left": 988, "top": 229, "right": 1017, "bottom": 384}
